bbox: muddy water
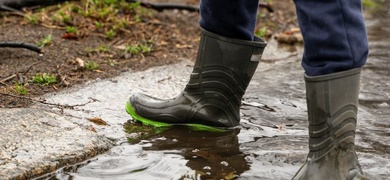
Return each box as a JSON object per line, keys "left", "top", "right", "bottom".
{"left": 45, "top": 6, "right": 390, "bottom": 180}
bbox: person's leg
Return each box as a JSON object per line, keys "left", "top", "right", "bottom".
{"left": 296, "top": 0, "right": 368, "bottom": 76}
{"left": 293, "top": 0, "right": 368, "bottom": 179}
{"left": 199, "top": 0, "right": 259, "bottom": 40}
{"left": 125, "top": 0, "right": 266, "bottom": 130}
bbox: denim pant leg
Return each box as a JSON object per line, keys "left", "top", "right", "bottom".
{"left": 199, "top": 0, "right": 259, "bottom": 40}
{"left": 294, "top": 0, "right": 369, "bottom": 76}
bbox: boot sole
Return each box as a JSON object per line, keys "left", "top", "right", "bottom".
{"left": 125, "top": 101, "right": 227, "bottom": 132}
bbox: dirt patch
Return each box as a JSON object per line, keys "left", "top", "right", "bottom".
{"left": 0, "top": 0, "right": 298, "bottom": 108}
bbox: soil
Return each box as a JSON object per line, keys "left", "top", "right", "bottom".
{"left": 0, "top": 0, "right": 298, "bottom": 108}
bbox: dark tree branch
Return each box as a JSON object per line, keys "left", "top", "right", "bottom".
{"left": 0, "top": 42, "right": 42, "bottom": 54}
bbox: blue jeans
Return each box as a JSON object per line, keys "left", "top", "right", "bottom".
{"left": 199, "top": 0, "right": 369, "bottom": 76}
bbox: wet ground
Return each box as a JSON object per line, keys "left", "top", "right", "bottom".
{"left": 32, "top": 7, "right": 390, "bottom": 180}
{"left": 0, "top": 5, "right": 389, "bottom": 180}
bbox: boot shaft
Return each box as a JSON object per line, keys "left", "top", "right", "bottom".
{"left": 185, "top": 29, "right": 266, "bottom": 106}
{"left": 305, "top": 68, "right": 361, "bottom": 160}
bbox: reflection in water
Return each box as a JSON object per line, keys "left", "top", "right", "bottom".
{"left": 53, "top": 127, "right": 249, "bottom": 180}
{"left": 144, "top": 127, "right": 248, "bottom": 179}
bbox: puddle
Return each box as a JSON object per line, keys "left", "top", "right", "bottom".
{"left": 40, "top": 125, "right": 307, "bottom": 180}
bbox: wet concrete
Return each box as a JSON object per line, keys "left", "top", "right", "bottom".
{"left": 1, "top": 6, "right": 390, "bottom": 180}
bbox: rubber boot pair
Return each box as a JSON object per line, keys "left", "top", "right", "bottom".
{"left": 125, "top": 29, "right": 364, "bottom": 179}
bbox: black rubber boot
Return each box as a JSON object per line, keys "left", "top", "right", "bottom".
{"left": 126, "top": 29, "right": 266, "bottom": 130}
{"left": 293, "top": 68, "right": 366, "bottom": 180}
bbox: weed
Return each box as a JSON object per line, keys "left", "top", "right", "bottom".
{"left": 32, "top": 73, "right": 57, "bottom": 85}
{"left": 98, "top": 45, "right": 110, "bottom": 52}
{"left": 94, "top": 21, "right": 103, "bottom": 28}
{"left": 255, "top": 27, "right": 268, "bottom": 38}
{"left": 85, "top": 61, "right": 99, "bottom": 70}
{"left": 362, "top": 0, "right": 377, "bottom": 9}
{"left": 14, "top": 83, "right": 28, "bottom": 95}
{"left": 124, "top": 1, "right": 141, "bottom": 10}
{"left": 134, "top": 15, "right": 142, "bottom": 23}
{"left": 25, "top": 0, "right": 149, "bottom": 41}
{"left": 37, "top": 34, "right": 53, "bottom": 47}
{"left": 105, "top": 29, "right": 116, "bottom": 39}
{"left": 65, "top": 26, "right": 78, "bottom": 33}
{"left": 85, "top": 45, "right": 110, "bottom": 53}
{"left": 24, "top": 14, "right": 39, "bottom": 24}
{"left": 125, "top": 43, "right": 152, "bottom": 55}
{"left": 62, "top": 15, "right": 71, "bottom": 24}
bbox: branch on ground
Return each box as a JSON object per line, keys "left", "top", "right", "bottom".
{"left": 0, "top": 42, "right": 42, "bottom": 54}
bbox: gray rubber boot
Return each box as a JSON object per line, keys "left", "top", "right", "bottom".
{"left": 293, "top": 68, "right": 366, "bottom": 180}
{"left": 126, "top": 29, "right": 266, "bottom": 130}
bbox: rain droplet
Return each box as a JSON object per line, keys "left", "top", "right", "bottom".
{"left": 220, "top": 161, "right": 229, "bottom": 166}
{"left": 378, "top": 102, "right": 389, "bottom": 107}
{"left": 156, "top": 137, "right": 166, "bottom": 141}
{"left": 245, "top": 156, "right": 254, "bottom": 162}
{"left": 192, "top": 149, "right": 199, "bottom": 152}
{"left": 203, "top": 166, "right": 211, "bottom": 170}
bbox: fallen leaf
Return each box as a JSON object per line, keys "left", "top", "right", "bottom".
{"left": 87, "top": 117, "right": 109, "bottom": 126}
{"left": 62, "top": 33, "right": 78, "bottom": 40}
{"left": 114, "top": 45, "right": 126, "bottom": 50}
{"left": 75, "top": 57, "right": 85, "bottom": 68}
{"left": 175, "top": 44, "right": 193, "bottom": 49}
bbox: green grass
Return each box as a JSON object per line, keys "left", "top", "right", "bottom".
{"left": 255, "top": 27, "right": 268, "bottom": 38}
{"left": 24, "top": 14, "right": 40, "bottom": 24}
{"left": 85, "top": 61, "right": 99, "bottom": 70}
{"left": 25, "top": 0, "right": 148, "bottom": 40}
{"left": 14, "top": 83, "right": 28, "bottom": 95}
{"left": 65, "top": 26, "right": 78, "bottom": 33}
{"left": 105, "top": 29, "right": 116, "bottom": 39}
{"left": 32, "top": 73, "right": 57, "bottom": 85}
{"left": 36, "top": 34, "right": 53, "bottom": 47}
{"left": 362, "top": 0, "right": 378, "bottom": 9}
{"left": 125, "top": 43, "right": 152, "bottom": 55}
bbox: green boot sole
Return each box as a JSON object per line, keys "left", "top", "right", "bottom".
{"left": 125, "top": 101, "right": 227, "bottom": 132}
